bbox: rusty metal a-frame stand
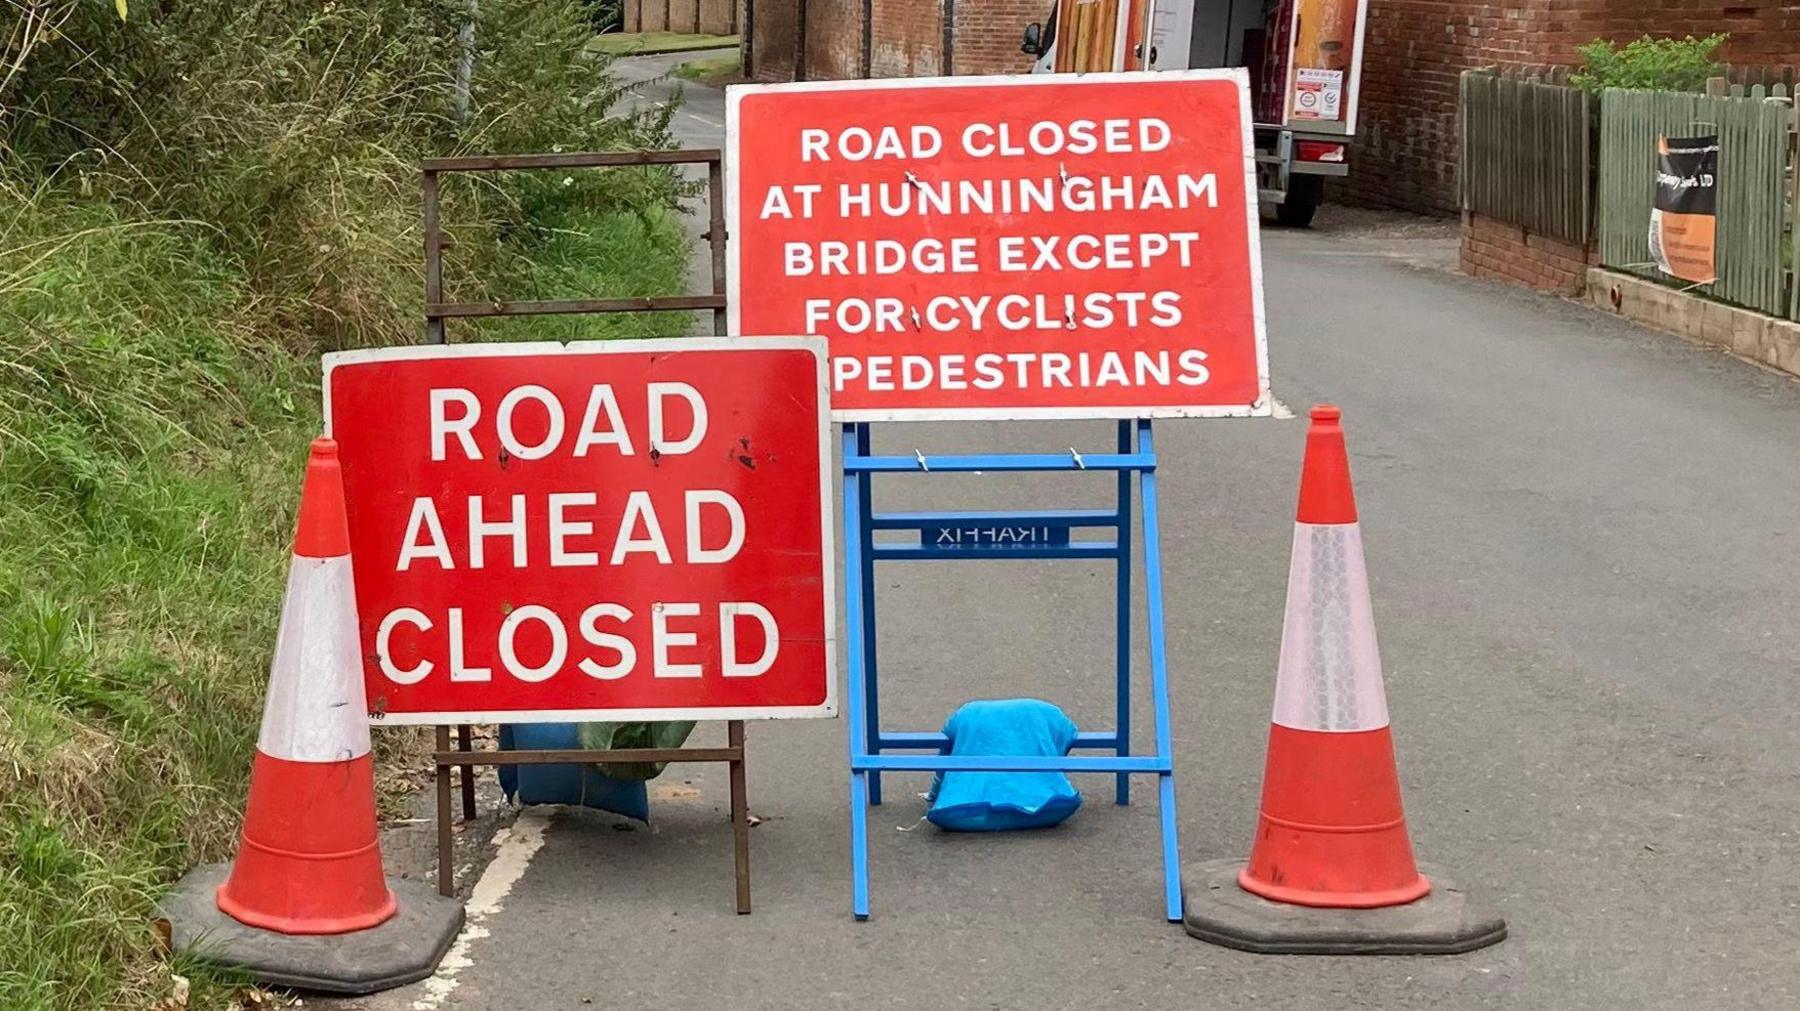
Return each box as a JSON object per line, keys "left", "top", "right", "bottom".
{"left": 415, "top": 148, "right": 751, "bottom": 913}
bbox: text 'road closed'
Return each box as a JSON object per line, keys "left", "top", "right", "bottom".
{"left": 323, "top": 340, "right": 835, "bottom": 723}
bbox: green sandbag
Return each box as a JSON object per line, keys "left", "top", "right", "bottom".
{"left": 576, "top": 720, "right": 697, "bottom": 780}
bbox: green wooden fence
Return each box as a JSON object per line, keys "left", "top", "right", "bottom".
{"left": 1596, "top": 87, "right": 1794, "bottom": 318}
{"left": 1459, "top": 70, "right": 1593, "bottom": 245}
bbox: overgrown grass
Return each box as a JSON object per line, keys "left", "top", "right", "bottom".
{"left": 0, "top": 196, "right": 314, "bottom": 1009}
{"left": 0, "top": 196, "right": 691, "bottom": 1011}
{"left": 465, "top": 199, "right": 697, "bottom": 341}
{"left": 0, "top": 1, "right": 695, "bottom": 1006}
{"left": 676, "top": 52, "right": 743, "bottom": 86}
{"left": 587, "top": 31, "right": 739, "bottom": 56}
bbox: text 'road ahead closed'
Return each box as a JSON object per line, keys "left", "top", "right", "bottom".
{"left": 322, "top": 340, "right": 835, "bottom": 723}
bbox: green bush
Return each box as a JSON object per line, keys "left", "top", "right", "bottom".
{"left": 1570, "top": 33, "right": 1728, "bottom": 93}
{"left": 0, "top": 193, "right": 310, "bottom": 1010}
{"left": 4, "top": 0, "right": 687, "bottom": 349}
{"left": 0, "top": 1, "right": 695, "bottom": 1006}
{"left": 583, "top": 0, "right": 626, "bottom": 33}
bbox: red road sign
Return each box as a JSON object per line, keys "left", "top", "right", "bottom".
{"left": 321, "top": 339, "right": 835, "bottom": 723}
{"left": 727, "top": 71, "right": 1270, "bottom": 421}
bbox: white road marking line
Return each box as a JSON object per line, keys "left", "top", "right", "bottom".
{"left": 411, "top": 810, "right": 551, "bottom": 1011}
{"left": 1271, "top": 398, "right": 1296, "bottom": 419}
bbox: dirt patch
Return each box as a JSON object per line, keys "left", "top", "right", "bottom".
{"left": 1308, "top": 203, "right": 1459, "bottom": 242}
{"left": 1266, "top": 203, "right": 1461, "bottom": 274}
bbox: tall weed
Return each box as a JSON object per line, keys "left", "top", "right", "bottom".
{"left": 5, "top": 0, "right": 686, "bottom": 348}
{"left": 0, "top": 1, "right": 693, "bottom": 1005}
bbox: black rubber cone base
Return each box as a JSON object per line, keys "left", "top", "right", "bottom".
{"left": 1182, "top": 859, "right": 1507, "bottom": 955}
{"left": 157, "top": 863, "right": 465, "bottom": 995}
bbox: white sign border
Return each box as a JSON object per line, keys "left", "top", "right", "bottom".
{"left": 725, "top": 69, "right": 1274, "bottom": 424}
{"left": 321, "top": 336, "right": 840, "bottom": 724}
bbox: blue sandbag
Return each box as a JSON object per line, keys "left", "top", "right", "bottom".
{"left": 926, "top": 699, "right": 1082, "bottom": 832}
{"left": 498, "top": 724, "right": 649, "bottom": 822}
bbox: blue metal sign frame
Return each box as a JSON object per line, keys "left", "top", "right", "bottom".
{"left": 842, "top": 419, "right": 1182, "bottom": 922}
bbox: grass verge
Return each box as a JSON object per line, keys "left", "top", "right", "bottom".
{"left": 0, "top": 195, "right": 689, "bottom": 1009}
{"left": 676, "top": 52, "right": 743, "bottom": 86}
{"left": 2, "top": 2, "right": 696, "bottom": 1003}
{"left": 588, "top": 31, "right": 739, "bottom": 56}
{"left": 2, "top": 2, "right": 695, "bottom": 1004}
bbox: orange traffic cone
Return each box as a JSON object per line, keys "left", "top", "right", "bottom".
{"left": 156, "top": 437, "right": 462, "bottom": 994}
{"left": 215, "top": 437, "right": 397, "bottom": 934}
{"left": 1236, "top": 404, "right": 1428, "bottom": 908}
{"left": 1183, "top": 405, "right": 1505, "bottom": 954}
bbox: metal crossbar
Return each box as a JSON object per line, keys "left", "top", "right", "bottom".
{"left": 421, "top": 149, "right": 728, "bottom": 341}
{"left": 842, "top": 419, "right": 1183, "bottom": 922}
{"left": 844, "top": 452, "right": 1156, "bottom": 473}
{"left": 416, "top": 149, "right": 750, "bottom": 914}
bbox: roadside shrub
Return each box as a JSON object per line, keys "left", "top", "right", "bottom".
{"left": 0, "top": 192, "right": 307, "bottom": 1010}
{"left": 3, "top": 0, "right": 685, "bottom": 349}
{"left": 0, "top": 1, "right": 694, "bottom": 1006}
{"left": 583, "top": 0, "right": 626, "bottom": 34}
{"left": 1570, "top": 33, "right": 1728, "bottom": 93}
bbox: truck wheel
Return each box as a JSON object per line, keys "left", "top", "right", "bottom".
{"left": 1275, "top": 176, "right": 1322, "bottom": 228}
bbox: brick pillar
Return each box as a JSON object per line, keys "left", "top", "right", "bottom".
{"left": 953, "top": 0, "right": 1040, "bottom": 75}
{"left": 869, "top": 0, "right": 943, "bottom": 77}
{"left": 749, "top": 0, "right": 798, "bottom": 80}
{"left": 804, "top": 0, "right": 863, "bottom": 78}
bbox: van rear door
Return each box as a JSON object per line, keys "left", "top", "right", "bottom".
{"left": 1146, "top": 0, "right": 1192, "bottom": 70}
{"left": 1274, "top": 0, "right": 1367, "bottom": 135}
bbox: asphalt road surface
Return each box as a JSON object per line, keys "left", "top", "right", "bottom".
{"left": 348, "top": 55, "right": 1800, "bottom": 1011}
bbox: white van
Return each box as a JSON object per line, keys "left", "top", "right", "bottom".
{"left": 1022, "top": 0, "right": 1366, "bottom": 226}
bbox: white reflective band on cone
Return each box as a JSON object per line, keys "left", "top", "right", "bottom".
{"left": 1271, "top": 522, "right": 1390, "bottom": 733}
{"left": 257, "top": 554, "right": 373, "bottom": 762}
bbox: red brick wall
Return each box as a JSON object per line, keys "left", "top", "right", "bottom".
{"left": 1343, "top": 0, "right": 1800, "bottom": 214}
{"left": 869, "top": 0, "right": 944, "bottom": 77}
{"left": 1336, "top": 1, "right": 1490, "bottom": 214}
{"left": 749, "top": 0, "right": 801, "bottom": 81}
{"left": 805, "top": 0, "right": 864, "bottom": 79}
{"left": 953, "top": 0, "right": 1041, "bottom": 75}
{"left": 748, "top": 0, "right": 1040, "bottom": 80}
{"left": 1460, "top": 211, "right": 1594, "bottom": 296}
{"left": 1520, "top": 0, "right": 1800, "bottom": 67}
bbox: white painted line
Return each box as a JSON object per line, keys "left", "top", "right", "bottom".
{"left": 1271, "top": 398, "right": 1296, "bottom": 420}
{"left": 411, "top": 810, "right": 552, "bottom": 1011}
